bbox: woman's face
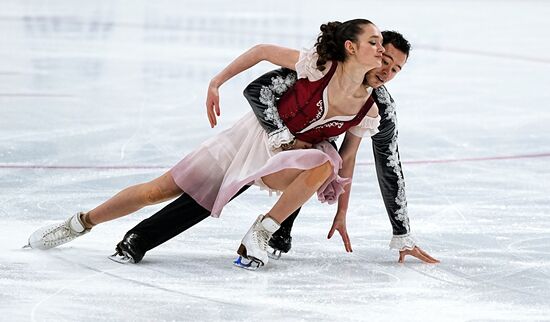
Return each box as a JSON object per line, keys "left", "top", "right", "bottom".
{"left": 348, "top": 24, "right": 385, "bottom": 69}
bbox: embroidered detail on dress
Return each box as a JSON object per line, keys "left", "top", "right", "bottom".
{"left": 259, "top": 73, "right": 297, "bottom": 130}
{"left": 314, "top": 100, "right": 324, "bottom": 121}
{"left": 317, "top": 121, "right": 344, "bottom": 130}
{"left": 375, "top": 87, "right": 409, "bottom": 232}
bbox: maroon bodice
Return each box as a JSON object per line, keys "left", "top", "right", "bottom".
{"left": 277, "top": 61, "right": 375, "bottom": 144}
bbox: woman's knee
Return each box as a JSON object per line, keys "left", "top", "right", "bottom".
{"left": 141, "top": 172, "right": 181, "bottom": 205}
{"left": 139, "top": 184, "right": 165, "bottom": 205}
{"left": 140, "top": 180, "right": 180, "bottom": 205}
{"left": 303, "top": 161, "right": 333, "bottom": 188}
{"left": 315, "top": 161, "right": 333, "bottom": 179}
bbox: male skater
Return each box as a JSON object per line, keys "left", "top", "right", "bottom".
{"left": 112, "top": 31, "right": 439, "bottom": 265}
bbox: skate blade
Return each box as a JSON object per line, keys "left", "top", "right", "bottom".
{"left": 235, "top": 244, "right": 264, "bottom": 270}
{"left": 108, "top": 252, "right": 135, "bottom": 264}
{"left": 267, "top": 248, "right": 282, "bottom": 260}
{"left": 233, "top": 256, "right": 261, "bottom": 270}
{"left": 22, "top": 243, "right": 32, "bottom": 249}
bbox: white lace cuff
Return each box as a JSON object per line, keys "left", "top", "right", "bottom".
{"left": 348, "top": 114, "right": 381, "bottom": 138}
{"left": 268, "top": 126, "right": 295, "bottom": 150}
{"left": 389, "top": 233, "right": 417, "bottom": 251}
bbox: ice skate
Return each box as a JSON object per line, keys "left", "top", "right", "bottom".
{"left": 234, "top": 215, "right": 280, "bottom": 270}
{"left": 233, "top": 256, "right": 262, "bottom": 270}
{"left": 267, "top": 226, "right": 292, "bottom": 260}
{"left": 25, "top": 212, "right": 90, "bottom": 250}
{"left": 108, "top": 233, "right": 145, "bottom": 264}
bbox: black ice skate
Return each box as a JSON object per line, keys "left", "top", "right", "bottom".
{"left": 109, "top": 233, "right": 145, "bottom": 264}
{"left": 267, "top": 226, "right": 292, "bottom": 260}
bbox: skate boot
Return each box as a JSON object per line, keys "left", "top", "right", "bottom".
{"left": 109, "top": 233, "right": 146, "bottom": 264}
{"left": 234, "top": 215, "right": 280, "bottom": 270}
{"left": 25, "top": 212, "right": 90, "bottom": 250}
{"left": 267, "top": 226, "right": 292, "bottom": 260}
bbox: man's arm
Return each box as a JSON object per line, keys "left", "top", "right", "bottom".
{"left": 243, "top": 68, "right": 297, "bottom": 150}
{"left": 372, "top": 86, "right": 415, "bottom": 240}
{"left": 371, "top": 86, "right": 439, "bottom": 263}
{"left": 371, "top": 86, "right": 414, "bottom": 245}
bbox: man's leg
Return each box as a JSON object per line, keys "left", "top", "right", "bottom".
{"left": 114, "top": 185, "right": 260, "bottom": 263}
{"left": 115, "top": 192, "right": 212, "bottom": 262}
{"left": 268, "top": 209, "right": 298, "bottom": 258}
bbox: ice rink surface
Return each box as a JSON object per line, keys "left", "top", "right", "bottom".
{"left": 1, "top": 0, "right": 550, "bottom": 321}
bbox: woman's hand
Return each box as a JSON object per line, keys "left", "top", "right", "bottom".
{"left": 398, "top": 246, "right": 440, "bottom": 264}
{"left": 293, "top": 139, "right": 312, "bottom": 149}
{"left": 281, "top": 139, "right": 312, "bottom": 151}
{"left": 327, "top": 212, "right": 352, "bottom": 252}
{"left": 206, "top": 81, "right": 221, "bottom": 128}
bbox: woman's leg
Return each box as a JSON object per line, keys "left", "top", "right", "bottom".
{"left": 27, "top": 171, "right": 183, "bottom": 250}
{"left": 87, "top": 171, "right": 183, "bottom": 226}
{"left": 261, "top": 161, "right": 333, "bottom": 223}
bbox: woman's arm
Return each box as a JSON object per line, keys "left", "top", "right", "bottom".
{"left": 206, "top": 45, "right": 300, "bottom": 127}
{"left": 327, "top": 132, "right": 363, "bottom": 252}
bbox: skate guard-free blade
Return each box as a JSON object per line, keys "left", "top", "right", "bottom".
{"left": 236, "top": 243, "right": 266, "bottom": 269}
{"left": 233, "top": 256, "right": 262, "bottom": 270}
{"left": 108, "top": 252, "right": 134, "bottom": 264}
{"left": 267, "top": 247, "right": 282, "bottom": 260}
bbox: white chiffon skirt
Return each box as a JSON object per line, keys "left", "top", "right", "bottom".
{"left": 170, "top": 112, "right": 350, "bottom": 217}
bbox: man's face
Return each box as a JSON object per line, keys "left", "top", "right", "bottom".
{"left": 365, "top": 43, "right": 407, "bottom": 88}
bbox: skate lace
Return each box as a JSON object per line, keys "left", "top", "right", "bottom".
{"left": 42, "top": 219, "right": 73, "bottom": 246}
{"left": 253, "top": 229, "right": 270, "bottom": 251}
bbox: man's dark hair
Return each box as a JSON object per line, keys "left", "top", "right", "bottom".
{"left": 382, "top": 30, "right": 411, "bottom": 58}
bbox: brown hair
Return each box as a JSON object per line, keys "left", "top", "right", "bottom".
{"left": 314, "top": 19, "right": 374, "bottom": 71}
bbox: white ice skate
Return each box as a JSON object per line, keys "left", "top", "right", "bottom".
{"left": 234, "top": 215, "right": 280, "bottom": 270}
{"left": 24, "top": 212, "right": 90, "bottom": 250}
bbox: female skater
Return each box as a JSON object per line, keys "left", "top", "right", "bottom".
{"left": 27, "top": 19, "right": 384, "bottom": 269}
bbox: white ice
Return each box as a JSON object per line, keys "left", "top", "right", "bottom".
{"left": 1, "top": 0, "right": 550, "bottom": 321}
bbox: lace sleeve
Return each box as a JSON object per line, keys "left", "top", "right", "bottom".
{"left": 295, "top": 48, "right": 331, "bottom": 81}
{"left": 348, "top": 113, "right": 381, "bottom": 138}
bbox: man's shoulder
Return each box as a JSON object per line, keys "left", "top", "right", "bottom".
{"left": 373, "top": 85, "right": 394, "bottom": 105}
{"left": 374, "top": 85, "right": 391, "bottom": 97}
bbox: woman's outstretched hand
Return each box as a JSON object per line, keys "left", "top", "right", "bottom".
{"left": 206, "top": 81, "right": 221, "bottom": 128}
{"left": 327, "top": 213, "right": 353, "bottom": 252}
{"left": 398, "top": 246, "right": 440, "bottom": 264}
